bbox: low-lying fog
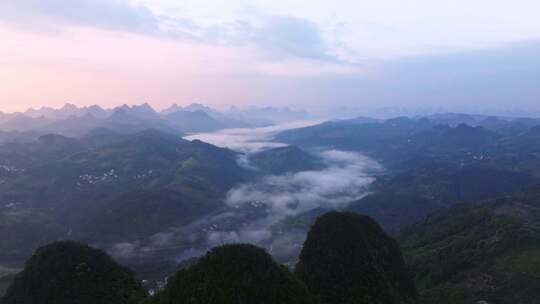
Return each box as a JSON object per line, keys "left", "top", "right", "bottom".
{"left": 184, "top": 120, "right": 323, "bottom": 153}
{"left": 111, "top": 122, "right": 381, "bottom": 264}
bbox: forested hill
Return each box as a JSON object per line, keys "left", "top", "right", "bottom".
{"left": 2, "top": 241, "right": 147, "bottom": 304}
{"left": 399, "top": 185, "right": 540, "bottom": 304}
{"left": 2, "top": 212, "right": 415, "bottom": 304}
{"left": 275, "top": 114, "right": 540, "bottom": 176}
{"left": 0, "top": 130, "right": 248, "bottom": 265}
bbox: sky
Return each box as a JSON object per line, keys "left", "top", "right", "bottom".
{"left": 1, "top": 0, "right": 540, "bottom": 113}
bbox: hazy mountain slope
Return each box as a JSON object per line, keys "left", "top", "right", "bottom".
{"left": 249, "top": 146, "right": 325, "bottom": 174}
{"left": 23, "top": 103, "right": 111, "bottom": 120}
{"left": 0, "top": 103, "right": 264, "bottom": 137}
{"left": 378, "top": 162, "right": 537, "bottom": 204}
{"left": 0, "top": 115, "right": 52, "bottom": 132}
{"left": 41, "top": 113, "right": 103, "bottom": 137}
{"left": 0, "top": 112, "right": 14, "bottom": 124}
{"left": 275, "top": 117, "right": 434, "bottom": 166}
{"left": 0, "top": 272, "right": 16, "bottom": 300}
{"left": 0, "top": 130, "right": 248, "bottom": 264}
{"left": 276, "top": 117, "right": 540, "bottom": 179}
{"left": 275, "top": 120, "right": 412, "bottom": 151}
{"left": 226, "top": 105, "right": 309, "bottom": 125}
{"left": 341, "top": 162, "right": 535, "bottom": 233}
{"left": 0, "top": 134, "right": 87, "bottom": 168}
{"left": 281, "top": 161, "right": 537, "bottom": 237}
{"left": 399, "top": 185, "right": 540, "bottom": 304}
{"left": 163, "top": 110, "right": 226, "bottom": 133}
{"left": 163, "top": 103, "right": 252, "bottom": 129}
{"left": 0, "top": 131, "right": 42, "bottom": 144}
{"left": 409, "top": 124, "right": 501, "bottom": 157}
{"left": 77, "top": 189, "right": 223, "bottom": 241}
{"left": 477, "top": 116, "right": 533, "bottom": 135}
{"left": 345, "top": 193, "right": 443, "bottom": 232}
{"left": 99, "top": 108, "right": 177, "bottom": 135}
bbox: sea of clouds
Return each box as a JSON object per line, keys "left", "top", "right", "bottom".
{"left": 111, "top": 122, "right": 381, "bottom": 263}
{"left": 205, "top": 149, "right": 380, "bottom": 261}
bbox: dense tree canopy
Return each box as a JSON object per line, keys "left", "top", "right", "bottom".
{"left": 150, "top": 244, "right": 313, "bottom": 304}
{"left": 399, "top": 188, "right": 540, "bottom": 304}
{"left": 296, "top": 212, "right": 417, "bottom": 304}
{"left": 1, "top": 241, "right": 147, "bottom": 304}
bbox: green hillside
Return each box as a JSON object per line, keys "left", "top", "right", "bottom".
{"left": 399, "top": 186, "right": 540, "bottom": 303}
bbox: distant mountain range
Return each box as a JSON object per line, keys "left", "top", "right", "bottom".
{"left": 0, "top": 103, "right": 310, "bottom": 138}
{"left": 276, "top": 113, "right": 540, "bottom": 171}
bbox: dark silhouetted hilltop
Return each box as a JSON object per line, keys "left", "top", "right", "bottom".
{"left": 150, "top": 244, "right": 313, "bottom": 304}
{"left": 296, "top": 211, "right": 417, "bottom": 304}
{"left": 1, "top": 241, "right": 146, "bottom": 304}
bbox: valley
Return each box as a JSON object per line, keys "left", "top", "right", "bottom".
{"left": 1, "top": 104, "right": 540, "bottom": 303}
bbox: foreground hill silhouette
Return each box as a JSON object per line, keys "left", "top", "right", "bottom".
{"left": 1, "top": 241, "right": 146, "bottom": 304}
{"left": 0, "top": 214, "right": 424, "bottom": 303}
{"left": 296, "top": 212, "right": 417, "bottom": 304}
{"left": 149, "top": 244, "right": 313, "bottom": 304}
